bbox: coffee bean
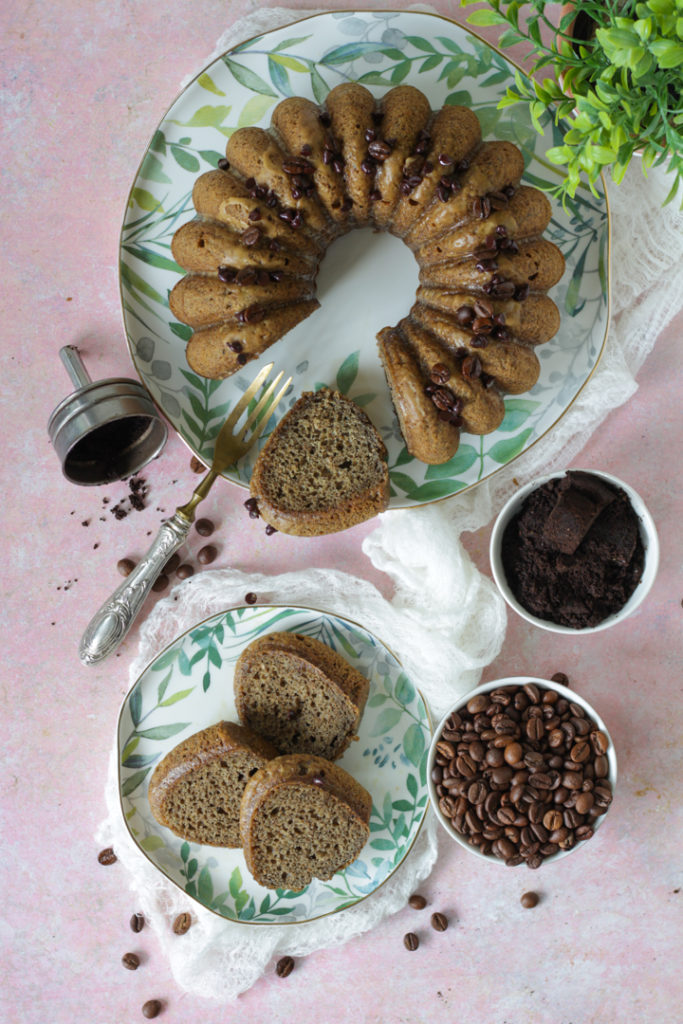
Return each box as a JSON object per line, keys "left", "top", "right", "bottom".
{"left": 142, "top": 1000, "right": 162, "bottom": 1019}
{"left": 520, "top": 891, "right": 539, "bottom": 908}
{"left": 245, "top": 592, "right": 257, "bottom": 604}
{"left": 164, "top": 553, "right": 181, "bottom": 574}
{"left": 431, "top": 912, "right": 448, "bottom": 932}
{"left": 197, "top": 544, "right": 217, "bottom": 565}
{"left": 98, "top": 847, "right": 117, "bottom": 865}
{"left": 276, "top": 956, "right": 295, "bottom": 977}
{"left": 130, "top": 913, "right": 145, "bottom": 933}
{"left": 122, "top": 952, "right": 140, "bottom": 970}
{"left": 172, "top": 912, "right": 191, "bottom": 935}
{"left": 176, "top": 563, "right": 194, "bottom": 579}
{"left": 117, "top": 558, "right": 136, "bottom": 577}
{"left": 408, "top": 894, "right": 427, "bottom": 910}
{"left": 591, "top": 730, "right": 609, "bottom": 755}
{"left": 403, "top": 932, "right": 419, "bottom": 951}
{"left": 190, "top": 456, "right": 205, "bottom": 473}
{"left": 152, "top": 573, "right": 169, "bottom": 593}
{"left": 551, "top": 672, "right": 569, "bottom": 686}
{"left": 195, "top": 518, "right": 215, "bottom": 537}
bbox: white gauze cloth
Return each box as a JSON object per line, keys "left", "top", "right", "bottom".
{"left": 97, "top": 5, "right": 683, "bottom": 1003}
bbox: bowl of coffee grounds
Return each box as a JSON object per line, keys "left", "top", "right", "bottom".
{"left": 427, "top": 677, "right": 617, "bottom": 867}
{"left": 489, "top": 470, "right": 659, "bottom": 633}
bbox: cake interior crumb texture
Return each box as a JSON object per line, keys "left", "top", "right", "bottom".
{"left": 256, "top": 390, "right": 385, "bottom": 511}
{"left": 157, "top": 752, "right": 262, "bottom": 847}
{"left": 247, "top": 782, "right": 370, "bottom": 891}
{"left": 239, "top": 650, "right": 355, "bottom": 758}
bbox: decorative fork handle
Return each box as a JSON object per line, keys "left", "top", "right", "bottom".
{"left": 79, "top": 511, "right": 192, "bottom": 666}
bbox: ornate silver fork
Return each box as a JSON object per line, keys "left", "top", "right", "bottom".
{"left": 79, "top": 362, "right": 291, "bottom": 665}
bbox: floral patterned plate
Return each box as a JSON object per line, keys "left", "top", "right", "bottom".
{"left": 118, "top": 605, "right": 431, "bottom": 924}
{"left": 120, "top": 10, "right": 609, "bottom": 507}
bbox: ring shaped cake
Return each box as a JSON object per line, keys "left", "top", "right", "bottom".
{"left": 169, "top": 83, "right": 565, "bottom": 464}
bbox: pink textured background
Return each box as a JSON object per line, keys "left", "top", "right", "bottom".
{"left": 1, "top": 3, "right": 681, "bottom": 1022}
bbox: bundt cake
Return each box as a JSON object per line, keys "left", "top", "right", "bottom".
{"left": 240, "top": 753, "right": 372, "bottom": 891}
{"left": 234, "top": 631, "right": 370, "bottom": 758}
{"left": 169, "top": 82, "right": 565, "bottom": 464}
{"left": 248, "top": 387, "right": 390, "bottom": 536}
{"left": 147, "top": 721, "right": 278, "bottom": 847}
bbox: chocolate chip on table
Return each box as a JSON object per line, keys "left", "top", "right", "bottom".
{"left": 520, "top": 891, "right": 540, "bottom": 908}
{"left": 117, "top": 558, "right": 136, "bottom": 577}
{"left": 245, "top": 592, "right": 257, "bottom": 605}
{"left": 122, "top": 952, "right": 140, "bottom": 970}
{"left": 98, "top": 847, "right": 117, "bottom": 865}
{"left": 195, "top": 517, "right": 215, "bottom": 537}
{"left": 152, "top": 573, "right": 169, "bottom": 593}
{"left": 403, "top": 932, "right": 419, "bottom": 951}
{"left": 197, "top": 544, "right": 217, "bottom": 565}
{"left": 130, "top": 913, "right": 145, "bottom": 933}
{"left": 408, "top": 894, "right": 427, "bottom": 910}
{"left": 176, "top": 564, "right": 194, "bottom": 580}
{"left": 172, "top": 912, "right": 191, "bottom": 935}
{"left": 430, "top": 912, "right": 448, "bottom": 932}
{"left": 142, "top": 1000, "right": 162, "bottom": 1019}
{"left": 275, "top": 956, "right": 295, "bottom": 977}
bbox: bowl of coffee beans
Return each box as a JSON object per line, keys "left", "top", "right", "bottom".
{"left": 489, "top": 469, "right": 659, "bottom": 634}
{"left": 427, "top": 677, "right": 617, "bottom": 867}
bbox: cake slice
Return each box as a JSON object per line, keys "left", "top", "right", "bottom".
{"left": 234, "top": 631, "right": 369, "bottom": 760}
{"left": 248, "top": 387, "right": 389, "bottom": 536}
{"left": 240, "top": 753, "right": 372, "bottom": 891}
{"left": 147, "top": 721, "right": 278, "bottom": 847}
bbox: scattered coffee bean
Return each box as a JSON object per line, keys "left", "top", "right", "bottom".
{"left": 551, "top": 672, "right": 569, "bottom": 686}
{"left": 172, "top": 912, "right": 191, "bottom": 935}
{"left": 408, "top": 894, "right": 427, "bottom": 910}
{"left": 276, "top": 956, "right": 295, "bottom": 977}
{"left": 189, "top": 456, "right": 205, "bottom": 473}
{"left": 142, "top": 1000, "right": 162, "bottom": 1019}
{"left": 152, "top": 573, "right": 169, "bottom": 593}
{"left": 98, "top": 847, "right": 117, "bottom": 865}
{"left": 195, "top": 517, "right": 215, "bottom": 537}
{"left": 431, "top": 912, "right": 448, "bottom": 932}
{"left": 245, "top": 592, "right": 257, "bottom": 604}
{"left": 130, "top": 913, "right": 145, "bottom": 933}
{"left": 122, "top": 952, "right": 140, "bottom": 970}
{"left": 197, "top": 544, "right": 217, "bottom": 565}
{"left": 117, "top": 558, "right": 136, "bottom": 577}
{"left": 176, "top": 564, "right": 194, "bottom": 580}
{"left": 403, "top": 932, "right": 419, "bottom": 951}
{"left": 164, "top": 553, "right": 181, "bottom": 574}
{"left": 520, "top": 891, "right": 539, "bottom": 908}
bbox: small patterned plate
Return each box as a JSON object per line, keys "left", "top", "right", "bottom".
{"left": 118, "top": 605, "right": 431, "bottom": 924}
{"left": 120, "top": 9, "right": 609, "bottom": 508}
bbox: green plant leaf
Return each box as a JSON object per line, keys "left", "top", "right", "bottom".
{"left": 370, "top": 707, "right": 403, "bottom": 736}
{"left": 159, "top": 687, "right": 194, "bottom": 707}
{"left": 335, "top": 350, "right": 359, "bottom": 394}
{"left": 394, "top": 672, "right": 416, "bottom": 707}
{"left": 403, "top": 723, "right": 426, "bottom": 768}
{"left": 128, "top": 686, "right": 143, "bottom": 726}
{"left": 270, "top": 53, "right": 309, "bottom": 73}
{"left": 197, "top": 73, "right": 225, "bottom": 96}
{"left": 424, "top": 444, "right": 478, "bottom": 478}
{"left": 198, "top": 865, "right": 214, "bottom": 904}
{"left": 320, "top": 42, "right": 387, "bottom": 65}
{"left": 136, "top": 722, "right": 190, "bottom": 741}
{"left": 229, "top": 866, "right": 244, "bottom": 898}
{"left": 237, "top": 93, "right": 276, "bottom": 127}
{"left": 487, "top": 428, "right": 533, "bottom": 464}
{"left": 121, "top": 768, "right": 151, "bottom": 796}
{"left": 173, "top": 104, "right": 232, "bottom": 129}
{"left": 223, "top": 58, "right": 277, "bottom": 96}
{"left": 140, "top": 835, "right": 165, "bottom": 852}
{"left": 499, "top": 399, "right": 541, "bottom": 432}
{"left": 129, "top": 187, "right": 162, "bottom": 214}
{"left": 268, "top": 56, "right": 293, "bottom": 96}
{"left": 402, "top": 479, "right": 466, "bottom": 501}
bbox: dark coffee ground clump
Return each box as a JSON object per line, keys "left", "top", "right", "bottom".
{"left": 501, "top": 472, "right": 645, "bottom": 628}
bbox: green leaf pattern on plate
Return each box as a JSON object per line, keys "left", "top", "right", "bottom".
{"left": 121, "top": 12, "right": 608, "bottom": 507}
{"left": 118, "top": 605, "right": 431, "bottom": 924}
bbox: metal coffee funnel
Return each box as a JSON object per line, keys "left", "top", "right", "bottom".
{"left": 48, "top": 345, "right": 168, "bottom": 485}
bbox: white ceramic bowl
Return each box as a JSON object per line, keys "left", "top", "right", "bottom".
{"left": 427, "top": 676, "right": 618, "bottom": 865}
{"left": 489, "top": 469, "right": 659, "bottom": 635}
